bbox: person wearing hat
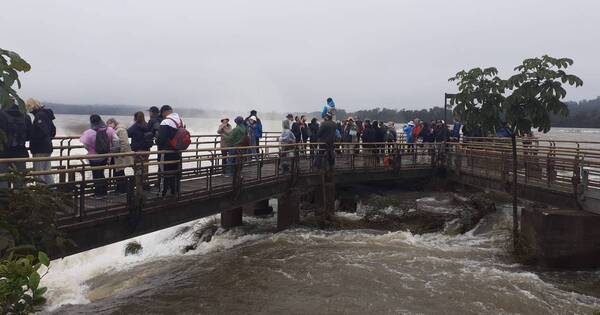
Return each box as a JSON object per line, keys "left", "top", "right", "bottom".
{"left": 245, "top": 110, "right": 263, "bottom": 147}
{"left": 217, "top": 117, "right": 233, "bottom": 173}
{"left": 223, "top": 116, "right": 247, "bottom": 176}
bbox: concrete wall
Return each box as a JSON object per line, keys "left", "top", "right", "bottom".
{"left": 521, "top": 207, "right": 600, "bottom": 268}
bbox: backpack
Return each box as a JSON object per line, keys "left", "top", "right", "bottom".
{"left": 33, "top": 109, "right": 56, "bottom": 138}
{"left": 143, "top": 130, "right": 155, "bottom": 149}
{"left": 167, "top": 118, "right": 191, "bottom": 150}
{"left": 95, "top": 128, "right": 111, "bottom": 154}
{"left": 5, "top": 113, "right": 28, "bottom": 148}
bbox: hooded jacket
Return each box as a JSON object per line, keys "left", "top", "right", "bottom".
{"left": 157, "top": 113, "right": 184, "bottom": 150}
{"left": 0, "top": 104, "right": 32, "bottom": 158}
{"left": 321, "top": 99, "right": 336, "bottom": 119}
{"left": 403, "top": 125, "right": 415, "bottom": 143}
{"left": 30, "top": 107, "right": 56, "bottom": 154}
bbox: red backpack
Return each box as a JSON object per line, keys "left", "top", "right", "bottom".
{"left": 167, "top": 118, "right": 191, "bottom": 150}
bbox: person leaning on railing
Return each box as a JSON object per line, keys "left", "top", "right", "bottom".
{"left": 156, "top": 105, "right": 184, "bottom": 197}
{"left": 223, "top": 116, "right": 247, "bottom": 177}
{"left": 26, "top": 98, "right": 56, "bottom": 185}
{"left": 279, "top": 119, "right": 296, "bottom": 174}
{"left": 107, "top": 118, "right": 133, "bottom": 194}
{"left": 315, "top": 113, "right": 337, "bottom": 169}
{"left": 128, "top": 111, "right": 154, "bottom": 190}
{"left": 217, "top": 117, "right": 232, "bottom": 173}
{"left": 80, "top": 114, "right": 118, "bottom": 199}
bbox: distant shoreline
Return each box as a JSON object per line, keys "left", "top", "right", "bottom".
{"left": 44, "top": 101, "right": 600, "bottom": 129}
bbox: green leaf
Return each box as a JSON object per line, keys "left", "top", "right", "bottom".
{"left": 38, "top": 252, "right": 49, "bottom": 267}
{"left": 28, "top": 271, "right": 40, "bottom": 290}
{"left": 34, "top": 286, "right": 47, "bottom": 297}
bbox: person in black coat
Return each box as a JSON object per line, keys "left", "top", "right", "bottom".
{"left": 156, "top": 105, "right": 183, "bottom": 197}
{"left": 128, "top": 111, "right": 153, "bottom": 152}
{"left": 316, "top": 114, "right": 337, "bottom": 168}
{"left": 128, "top": 111, "right": 153, "bottom": 189}
{"left": 291, "top": 116, "right": 302, "bottom": 143}
{"left": 147, "top": 106, "right": 162, "bottom": 138}
{"left": 26, "top": 99, "right": 56, "bottom": 184}
{"left": 0, "top": 101, "right": 32, "bottom": 188}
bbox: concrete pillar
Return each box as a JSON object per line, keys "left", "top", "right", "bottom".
{"left": 244, "top": 199, "right": 274, "bottom": 216}
{"left": 277, "top": 189, "right": 301, "bottom": 230}
{"left": 221, "top": 207, "right": 243, "bottom": 228}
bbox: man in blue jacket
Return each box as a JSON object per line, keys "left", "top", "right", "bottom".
{"left": 321, "top": 97, "right": 336, "bottom": 120}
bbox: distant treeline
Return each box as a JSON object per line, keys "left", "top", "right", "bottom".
{"left": 44, "top": 98, "right": 600, "bottom": 128}
{"left": 551, "top": 98, "right": 600, "bottom": 128}
{"left": 299, "top": 107, "right": 452, "bottom": 124}
{"left": 45, "top": 103, "right": 207, "bottom": 118}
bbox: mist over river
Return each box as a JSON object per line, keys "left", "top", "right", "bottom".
{"left": 40, "top": 115, "right": 600, "bottom": 314}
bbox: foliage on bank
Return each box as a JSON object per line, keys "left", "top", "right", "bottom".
{"left": 0, "top": 171, "right": 71, "bottom": 314}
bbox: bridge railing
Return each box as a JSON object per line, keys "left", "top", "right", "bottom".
{"left": 3, "top": 135, "right": 599, "bottom": 228}
{"left": 446, "top": 139, "right": 600, "bottom": 196}
{"left": 0, "top": 141, "right": 435, "bottom": 228}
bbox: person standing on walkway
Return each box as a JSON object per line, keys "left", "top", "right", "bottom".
{"left": 148, "top": 106, "right": 161, "bottom": 139}
{"left": 0, "top": 99, "right": 32, "bottom": 188}
{"left": 217, "top": 117, "right": 233, "bottom": 173}
{"left": 280, "top": 119, "right": 296, "bottom": 174}
{"left": 26, "top": 98, "right": 56, "bottom": 185}
{"left": 157, "top": 105, "right": 184, "bottom": 197}
{"left": 291, "top": 116, "right": 302, "bottom": 143}
{"left": 107, "top": 118, "right": 133, "bottom": 194}
{"left": 224, "top": 116, "right": 247, "bottom": 177}
{"left": 316, "top": 114, "right": 337, "bottom": 169}
{"left": 246, "top": 115, "right": 259, "bottom": 158}
{"left": 246, "top": 110, "right": 263, "bottom": 147}
{"left": 80, "top": 114, "right": 118, "bottom": 198}
{"left": 128, "top": 111, "right": 154, "bottom": 189}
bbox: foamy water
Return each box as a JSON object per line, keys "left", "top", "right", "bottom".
{"left": 44, "top": 198, "right": 600, "bottom": 314}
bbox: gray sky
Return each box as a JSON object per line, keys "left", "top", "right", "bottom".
{"left": 3, "top": 0, "right": 599, "bottom": 111}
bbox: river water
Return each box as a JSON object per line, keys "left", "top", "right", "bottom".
{"left": 41, "top": 115, "right": 600, "bottom": 314}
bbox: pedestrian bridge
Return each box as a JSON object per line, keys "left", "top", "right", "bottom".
{"left": 1, "top": 133, "right": 599, "bottom": 258}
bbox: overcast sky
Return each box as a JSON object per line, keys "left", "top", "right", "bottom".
{"left": 3, "top": 0, "right": 599, "bottom": 112}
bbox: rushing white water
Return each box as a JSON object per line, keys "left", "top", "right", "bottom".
{"left": 44, "top": 197, "right": 600, "bottom": 314}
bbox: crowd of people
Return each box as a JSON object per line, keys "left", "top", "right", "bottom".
{"left": 1, "top": 96, "right": 467, "bottom": 198}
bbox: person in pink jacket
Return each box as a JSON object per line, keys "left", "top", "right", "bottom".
{"left": 80, "top": 114, "right": 118, "bottom": 199}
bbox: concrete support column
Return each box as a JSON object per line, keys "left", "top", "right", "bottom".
{"left": 277, "top": 189, "right": 301, "bottom": 230}
{"left": 313, "top": 174, "right": 336, "bottom": 222}
{"left": 244, "top": 199, "right": 274, "bottom": 216}
{"left": 221, "top": 207, "right": 243, "bottom": 228}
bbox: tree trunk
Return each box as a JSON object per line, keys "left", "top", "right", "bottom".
{"left": 511, "top": 134, "right": 519, "bottom": 249}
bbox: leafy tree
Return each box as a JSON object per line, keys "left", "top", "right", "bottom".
{"left": 0, "top": 48, "right": 31, "bottom": 112}
{"left": 0, "top": 48, "right": 31, "bottom": 151}
{"left": 449, "top": 55, "right": 582, "bottom": 248}
{"left": 449, "top": 67, "right": 506, "bottom": 135}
